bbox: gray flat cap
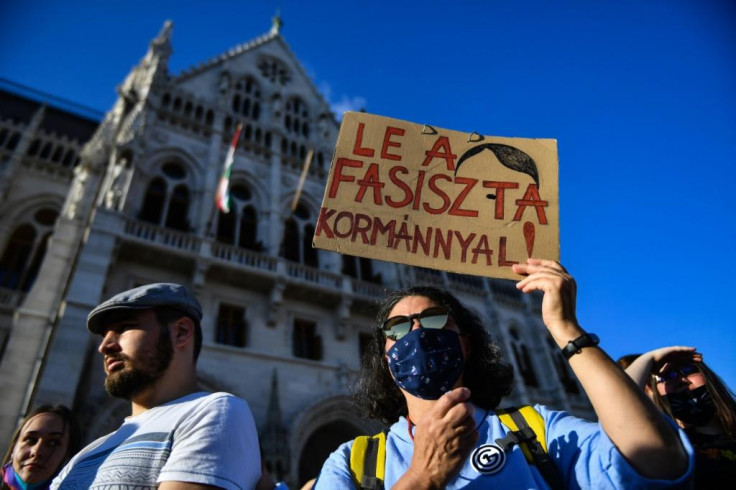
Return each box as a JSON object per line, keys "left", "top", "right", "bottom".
{"left": 87, "top": 283, "right": 202, "bottom": 334}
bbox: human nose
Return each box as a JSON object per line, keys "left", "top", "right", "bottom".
{"left": 98, "top": 330, "right": 120, "bottom": 354}
{"left": 29, "top": 440, "right": 45, "bottom": 459}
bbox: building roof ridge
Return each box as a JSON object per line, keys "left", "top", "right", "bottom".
{"left": 173, "top": 31, "right": 279, "bottom": 82}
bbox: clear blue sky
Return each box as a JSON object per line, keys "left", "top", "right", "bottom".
{"left": 1, "top": 1, "right": 735, "bottom": 389}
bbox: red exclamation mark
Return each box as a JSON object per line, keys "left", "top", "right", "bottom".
{"left": 523, "top": 221, "right": 535, "bottom": 257}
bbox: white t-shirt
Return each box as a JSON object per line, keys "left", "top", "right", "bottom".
{"left": 52, "top": 391, "right": 260, "bottom": 489}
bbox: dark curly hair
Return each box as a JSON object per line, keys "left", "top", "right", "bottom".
{"left": 353, "top": 286, "right": 514, "bottom": 424}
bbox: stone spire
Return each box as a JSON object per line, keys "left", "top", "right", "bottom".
{"left": 260, "top": 369, "right": 289, "bottom": 481}
{"left": 147, "top": 20, "right": 173, "bottom": 66}
{"left": 266, "top": 367, "right": 283, "bottom": 426}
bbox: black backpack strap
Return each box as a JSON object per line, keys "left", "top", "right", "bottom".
{"left": 350, "top": 431, "right": 386, "bottom": 490}
{"left": 360, "top": 436, "right": 382, "bottom": 490}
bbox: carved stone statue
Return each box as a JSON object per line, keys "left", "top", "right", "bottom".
{"left": 65, "top": 166, "right": 89, "bottom": 219}
{"left": 104, "top": 155, "right": 132, "bottom": 211}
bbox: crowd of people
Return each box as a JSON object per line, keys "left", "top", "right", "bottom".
{"left": 2, "top": 258, "right": 733, "bottom": 489}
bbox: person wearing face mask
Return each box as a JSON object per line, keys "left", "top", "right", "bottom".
{"left": 623, "top": 346, "right": 736, "bottom": 488}
{"left": 314, "top": 259, "right": 694, "bottom": 489}
{"left": 2, "top": 405, "right": 80, "bottom": 490}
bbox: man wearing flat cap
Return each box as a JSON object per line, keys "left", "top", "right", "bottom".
{"left": 52, "top": 283, "right": 261, "bottom": 489}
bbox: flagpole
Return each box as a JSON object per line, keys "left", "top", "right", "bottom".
{"left": 291, "top": 148, "right": 314, "bottom": 212}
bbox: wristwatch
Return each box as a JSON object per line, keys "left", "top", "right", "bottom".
{"left": 561, "top": 333, "right": 600, "bottom": 360}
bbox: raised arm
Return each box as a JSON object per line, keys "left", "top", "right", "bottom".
{"left": 625, "top": 346, "right": 701, "bottom": 391}
{"left": 512, "top": 259, "right": 689, "bottom": 480}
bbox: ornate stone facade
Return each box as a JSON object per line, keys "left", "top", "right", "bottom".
{"left": 0, "top": 19, "right": 592, "bottom": 487}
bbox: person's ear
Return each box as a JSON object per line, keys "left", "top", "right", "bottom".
{"left": 172, "top": 317, "right": 195, "bottom": 351}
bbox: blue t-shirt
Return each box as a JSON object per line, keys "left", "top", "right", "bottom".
{"left": 315, "top": 404, "right": 694, "bottom": 489}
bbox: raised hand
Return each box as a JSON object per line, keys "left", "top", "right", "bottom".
{"left": 512, "top": 258, "right": 580, "bottom": 341}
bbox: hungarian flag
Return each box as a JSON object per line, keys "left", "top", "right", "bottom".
{"left": 215, "top": 123, "right": 243, "bottom": 213}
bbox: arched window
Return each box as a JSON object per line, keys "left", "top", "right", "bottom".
{"left": 280, "top": 204, "right": 317, "bottom": 266}
{"left": 62, "top": 150, "right": 75, "bottom": 167}
{"left": 21, "top": 231, "right": 51, "bottom": 292}
{"left": 303, "top": 224, "right": 317, "bottom": 267}
{"left": 139, "top": 162, "right": 194, "bottom": 231}
{"left": 26, "top": 139, "right": 40, "bottom": 157}
{"left": 230, "top": 76, "right": 262, "bottom": 122}
{"left": 39, "top": 143, "right": 52, "bottom": 159}
{"left": 51, "top": 146, "right": 63, "bottom": 162}
{"left": 238, "top": 206, "right": 258, "bottom": 250}
{"left": 342, "top": 255, "right": 381, "bottom": 283}
{"left": 216, "top": 210, "right": 237, "bottom": 245}
{"left": 509, "top": 327, "right": 538, "bottom": 387}
{"left": 0, "top": 225, "right": 36, "bottom": 289}
{"left": 284, "top": 97, "right": 309, "bottom": 136}
{"left": 0, "top": 208, "right": 59, "bottom": 292}
{"left": 281, "top": 218, "right": 300, "bottom": 262}
{"left": 165, "top": 185, "right": 190, "bottom": 231}
{"left": 215, "top": 184, "right": 260, "bottom": 251}
{"left": 140, "top": 177, "right": 167, "bottom": 224}
{"left": 6, "top": 133, "right": 20, "bottom": 151}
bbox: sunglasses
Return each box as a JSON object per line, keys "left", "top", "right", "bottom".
{"left": 655, "top": 364, "right": 700, "bottom": 384}
{"left": 381, "top": 306, "right": 450, "bottom": 341}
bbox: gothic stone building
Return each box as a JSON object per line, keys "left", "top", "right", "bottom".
{"left": 0, "top": 20, "right": 592, "bottom": 487}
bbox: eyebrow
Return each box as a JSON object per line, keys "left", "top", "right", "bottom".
{"left": 23, "top": 430, "right": 64, "bottom": 436}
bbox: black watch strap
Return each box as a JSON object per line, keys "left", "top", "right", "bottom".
{"left": 561, "top": 333, "right": 599, "bottom": 360}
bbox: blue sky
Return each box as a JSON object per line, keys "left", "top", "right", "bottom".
{"left": 2, "top": 1, "right": 735, "bottom": 389}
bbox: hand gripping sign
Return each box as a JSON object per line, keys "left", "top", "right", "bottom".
{"left": 313, "top": 112, "right": 559, "bottom": 280}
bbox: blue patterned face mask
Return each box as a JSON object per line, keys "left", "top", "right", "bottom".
{"left": 386, "top": 327, "right": 464, "bottom": 400}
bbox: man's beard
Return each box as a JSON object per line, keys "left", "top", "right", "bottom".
{"left": 104, "top": 325, "right": 174, "bottom": 400}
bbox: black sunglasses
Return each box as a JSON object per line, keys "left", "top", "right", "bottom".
{"left": 655, "top": 364, "right": 700, "bottom": 384}
{"left": 381, "top": 305, "right": 450, "bottom": 341}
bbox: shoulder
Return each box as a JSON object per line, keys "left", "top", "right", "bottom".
{"left": 314, "top": 439, "right": 355, "bottom": 489}
{"left": 532, "top": 404, "right": 595, "bottom": 428}
{"left": 173, "top": 391, "right": 252, "bottom": 417}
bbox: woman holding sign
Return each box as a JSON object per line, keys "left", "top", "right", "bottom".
{"left": 313, "top": 259, "right": 693, "bottom": 489}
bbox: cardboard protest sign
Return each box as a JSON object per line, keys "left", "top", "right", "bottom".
{"left": 313, "top": 112, "right": 559, "bottom": 280}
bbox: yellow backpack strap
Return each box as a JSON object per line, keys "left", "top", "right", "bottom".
{"left": 496, "top": 406, "right": 563, "bottom": 490}
{"left": 349, "top": 431, "right": 386, "bottom": 490}
{"left": 497, "top": 407, "right": 534, "bottom": 463}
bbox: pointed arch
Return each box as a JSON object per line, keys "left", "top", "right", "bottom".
{"left": 290, "top": 395, "right": 381, "bottom": 488}
{"left": 0, "top": 205, "right": 59, "bottom": 292}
